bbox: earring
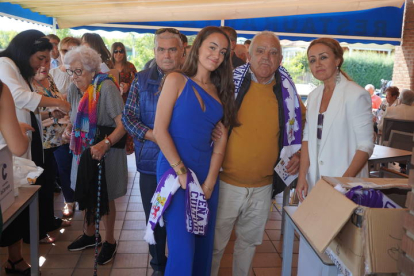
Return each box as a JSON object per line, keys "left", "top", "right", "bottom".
{"left": 335, "top": 67, "right": 341, "bottom": 84}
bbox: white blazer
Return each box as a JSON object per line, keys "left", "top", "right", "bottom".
{"left": 303, "top": 73, "right": 374, "bottom": 190}
{"left": 0, "top": 57, "right": 43, "bottom": 159}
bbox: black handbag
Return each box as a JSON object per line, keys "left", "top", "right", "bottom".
{"left": 94, "top": 125, "right": 127, "bottom": 149}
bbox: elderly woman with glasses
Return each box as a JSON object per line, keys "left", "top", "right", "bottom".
{"left": 63, "top": 45, "right": 127, "bottom": 265}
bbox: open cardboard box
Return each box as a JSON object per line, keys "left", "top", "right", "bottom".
{"left": 292, "top": 176, "right": 410, "bottom": 276}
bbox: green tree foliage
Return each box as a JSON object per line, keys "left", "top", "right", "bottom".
{"left": 284, "top": 50, "right": 394, "bottom": 88}
{"left": 55, "top": 28, "right": 73, "bottom": 38}
{"left": 0, "top": 30, "right": 18, "bottom": 49}
{"left": 342, "top": 51, "right": 394, "bottom": 89}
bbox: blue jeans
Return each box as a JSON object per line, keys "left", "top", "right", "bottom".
{"left": 54, "top": 144, "right": 74, "bottom": 203}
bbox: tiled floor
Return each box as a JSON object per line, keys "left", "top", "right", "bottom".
{"left": 2, "top": 154, "right": 298, "bottom": 276}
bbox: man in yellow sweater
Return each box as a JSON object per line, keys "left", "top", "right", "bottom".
{"left": 211, "top": 31, "right": 306, "bottom": 276}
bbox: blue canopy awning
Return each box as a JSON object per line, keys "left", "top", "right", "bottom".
{"left": 0, "top": 2, "right": 404, "bottom": 45}
{"left": 0, "top": 2, "right": 53, "bottom": 27}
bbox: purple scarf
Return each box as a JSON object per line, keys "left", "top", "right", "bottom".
{"left": 144, "top": 167, "right": 209, "bottom": 244}
{"left": 233, "top": 63, "right": 302, "bottom": 157}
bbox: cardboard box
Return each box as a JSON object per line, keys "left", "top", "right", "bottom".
{"left": 0, "top": 145, "right": 14, "bottom": 213}
{"left": 292, "top": 177, "right": 410, "bottom": 276}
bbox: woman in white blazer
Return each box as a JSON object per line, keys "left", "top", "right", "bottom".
{"left": 296, "top": 38, "right": 374, "bottom": 202}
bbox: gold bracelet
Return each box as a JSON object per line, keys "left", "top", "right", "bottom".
{"left": 204, "top": 185, "right": 213, "bottom": 192}
{"left": 175, "top": 166, "right": 187, "bottom": 175}
{"left": 170, "top": 159, "right": 182, "bottom": 168}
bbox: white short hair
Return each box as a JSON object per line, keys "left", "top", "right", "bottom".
{"left": 401, "top": 89, "right": 414, "bottom": 105}
{"left": 365, "top": 84, "right": 375, "bottom": 91}
{"left": 64, "top": 45, "right": 101, "bottom": 73}
{"left": 249, "top": 31, "right": 281, "bottom": 56}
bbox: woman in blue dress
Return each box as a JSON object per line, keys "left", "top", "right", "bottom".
{"left": 153, "top": 26, "right": 239, "bottom": 276}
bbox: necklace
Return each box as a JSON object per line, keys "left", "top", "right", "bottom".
{"left": 35, "top": 79, "right": 56, "bottom": 98}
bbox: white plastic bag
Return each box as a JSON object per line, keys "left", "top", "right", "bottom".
{"left": 13, "top": 156, "right": 44, "bottom": 195}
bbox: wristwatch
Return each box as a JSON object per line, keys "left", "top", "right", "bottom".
{"left": 175, "top": 166, "right": 187, "bottom": 175}
{"left": 104, "top": 138, "right": 111, "bottom": 148}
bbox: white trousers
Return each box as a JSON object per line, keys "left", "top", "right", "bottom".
{"left": 211, "top": 180, "right": 272, "bottom": 276}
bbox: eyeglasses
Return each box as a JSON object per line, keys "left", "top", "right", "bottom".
{"left": 155, "top": 28, "right": 180, "bottom": 35}
{"left": 114, "top": 49, "right": 125, "bottom": 54}
{"left": 66, "top": 69, "right": 83, "bottom": 76}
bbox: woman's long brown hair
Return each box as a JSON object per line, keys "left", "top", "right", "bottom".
{"left": 181, "top": 26, "right": 239, "bottom": 128}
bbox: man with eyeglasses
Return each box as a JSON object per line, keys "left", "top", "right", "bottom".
{"left": 143, "top": 29, "right": 187, "bottom": 70}
{"left": 122, "top": 28, "right": 184, "bottom": 276}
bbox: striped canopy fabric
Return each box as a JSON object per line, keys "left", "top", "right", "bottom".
{"left": 0, "top": 0, "right": 406, "bottom": 44}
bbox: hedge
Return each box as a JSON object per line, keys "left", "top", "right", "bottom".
{"left": 283, "top": 50, "right": 394, "bottom": 89}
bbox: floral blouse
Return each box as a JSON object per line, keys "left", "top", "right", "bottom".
{"left": 32, "top": 75, "right": 66, "bottom": 149}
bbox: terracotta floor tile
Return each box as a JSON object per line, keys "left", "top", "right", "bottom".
{"left": 266, "top": 229, "right": 282, "bottom": 241}
{"left": 252, "top": 253, "right": 282, "bottom": 268}
{"left": 256, "top": 241, "right": 277, "bottom": 253}
{"left": 72, "top": 268, "right": 111, "bottom": 276}
{"left": 219, "top": 254, "right": 233, "bottom": 267}
{"left": 123, "top": 220, "right": 146, "bottom": 230}
{"left": 268, "top": 211, "right": 282, "bottom": 221}
{"left": 292, "top": 253, "right": 299, "bottom": 268}
{"left": 127, "top": 203, "right": 144, "bottom": 212}
{"left": 41, "top": 254, "right": 80, "bottom": 269}
{"left": 129, "top": 196, "right": 143, "bottom": 203}
{"left": 40, "top": 268, "right": 74, "bottom": 276}
{"left": 120, "top": 230, "right": 146, "bottom": 241}
{"left": 125, "top": 211, "right": 146, "bottom": 221}
{"left": 77, "top": 252, "right": 113, "bottom": 268}
{"left": 41, "top": 153, "right": 304, "bottom": 274}
{"left": 253, "top": 267, "right": 282, "bottom": 276}
{"left": 272, "top": 240, "right": 283, "bottom": 252}
{"left": 110, "top": 268, "right": 147, "bottom": 276}
{"left": 265, "top": 220, "right": 282, "bottom": 230}
{"left": 48, "top": 241, "right": 81, "bottom": 255}
{"left": 21, "top": 242, "right": 52, "bottom": 256}
{"left": 229, "top": 230, "right": 236, "bottom": 241}
{"left": 218, "top": 267, "right": 232, "bottom": 276}
{"left": 117, "top": 241, "right": 149, "bottom": 254}
{"left": 224, "top": 241, "right": 234, "bottom": 254}
{"left": 112, "top": 253, "right": 148, "bottom": 268}
{"left": 53, "top": 229, "right": 84, "bottom": 242}
{"left": 69, "top": 220, "right": 86, "bottom": 231}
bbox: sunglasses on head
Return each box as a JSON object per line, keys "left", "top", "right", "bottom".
{"left": 155, "top": 28, "right": 180, "bottom": 35}
{"left": 114, "top": 49, "right": 125, "bottom": 54}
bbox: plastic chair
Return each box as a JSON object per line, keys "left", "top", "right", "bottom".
{"left": 381, "top": 118, "right": 414, "bottom": 145}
